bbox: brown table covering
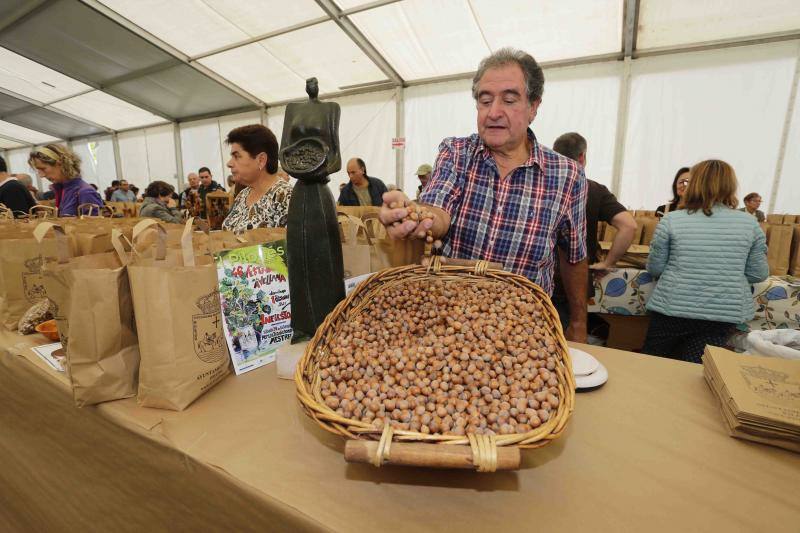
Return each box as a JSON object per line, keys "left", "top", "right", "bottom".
{"left": 2, "top": 329, "right": 799, "bottom": 532}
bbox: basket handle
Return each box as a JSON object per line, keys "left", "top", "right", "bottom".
{"left": 344, "top": 435, "right": 520, "bottom": 471}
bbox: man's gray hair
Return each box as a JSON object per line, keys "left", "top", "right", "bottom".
{"left": 552, "top": 132, "right": 587, "bottom": 162}
{"left": 472, "top": 47, "right": 545, "bottom": 103}
{"left": 15, "top": 173, "right": 33, "bottom": 187}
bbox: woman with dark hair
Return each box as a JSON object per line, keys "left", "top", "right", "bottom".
{"left": 222, "top": 124, "right": 292, "bottom": 232}
{"left": 139, "top": 180, "right": 183, "bottom": 223}
{"left": 642, "top": 160, "right": 768, "bottom": 363}
{"left": 655, "top": 167, "right": 690, "bottom": 217}
{"left": 28, "top": 144, "right": 103, "bottom": 216}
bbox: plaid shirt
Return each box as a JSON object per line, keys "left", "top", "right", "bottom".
{"left": 419, "top": 129, "right": 587, "bottom": 295}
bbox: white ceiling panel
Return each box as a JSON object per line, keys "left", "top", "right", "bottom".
{"left": 0, "top": 46, "right": 91, "bottom": 104}
{"left": 638, "top": 0, "right": 800, "bottom": 50}
{"left": 262, "top": 21, "right": 388, "bottom": 92}
{"left": 98, "top": 0, "right": 327, "bottom": 57}
{"left": 0, "top": 120, "right": 60, "bottom": 144}
{"left": 201, "top": 21, "right": 387, "bottom": 102}
{"left": 199, "top": 43, "right": 307, "bottom": 103}
{"left": 470, "top": 0, "right": 624, "bottom": 63}
{"left": 50, "top": 91, "right": 168, "bottom": 130}
{"left": 333, "top": 0, "right": 371, "bottom": 9}
{"left": 351, "top": 0, "right": 489, "bottom": 80}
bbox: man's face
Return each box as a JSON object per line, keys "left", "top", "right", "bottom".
{"left": 188, "top": 173, "right": 199, "bottom": 189}
{"left": 418, "top": 173, "right": 430, "bottom": 188}
{"left": 346, "top": 159, "right": 366, "bottom": 185}
{"left": 120, "top": 180, "right": 129, "bottom": 191}
{"left": 476, "top": 64, "right": 539, "bottom": 153}
{"left": 199, "top": 171, "right": 212, "bottom": 187}
{"left": 746, "top": 195, "right": 762, "bottom": 210}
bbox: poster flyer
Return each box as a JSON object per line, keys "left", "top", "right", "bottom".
{"left": 215, "top": 240, "right": 292, "bottom": 375}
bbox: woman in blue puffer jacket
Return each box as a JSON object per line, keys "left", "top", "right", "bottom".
{"left": 642, "top": 159, "right": 769, "bottom": 363}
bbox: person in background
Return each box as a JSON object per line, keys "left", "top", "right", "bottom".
{"left": 14, "top": 173, "right": 39, "bottom": 199}
{"left": 110, "top": 180, "right": 137, "bottom": 202}
{"left": 179, "top": 172, "right": 200, "bottom": 209}
{"left": 222, "top": 124, "right": 292, "bottom": 232}
{"left": 130, "top": 184, "right": 140, "bottom": 200}
{"left": 139, "top": 180, "right": 183, "bottom": 224}
{"left": 28, "top": 144, "right": 103, "bottom": 217}
{"left": 337, "top": 157, "right": 387, "bottom": 206}
{"left": 415, "top": 163, "right": 432, "bottom": 199}
{"left": 655, "top": 167, "right": 690, "bottom": 217}
{"left": 739, "top": 192, "right": 765, "bottom": 222}
{"left": 642, "top": 160, "right": 768, "bottom": 363}
{"left": 41, "top": 184, "right": 55, "bottom": 201}
{"left": 89, "top": 183, "right": 98, "bottom": 191}
{"left": 551, "top": 132, "right": 637, "bottom": 328}
{"left": 104, "top": 179, "right": 120, "bottom": 201}
{"left": 198, "top": 166, "right": 225, "bottom": 218}
{"left": 379, "top": 47, "right": 589, "bottom": 341}
{"left": 0, "top": 156, "right": 37, "bottom": 217}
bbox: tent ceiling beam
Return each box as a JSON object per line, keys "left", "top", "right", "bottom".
{"left": 634, "top": 30, "right": 800, "bottom": 59}
{"left": 0, "top": 87, "right": 113, "bottom": 137}
{"left": 266, "top": 80, "right": 399, "bottom": 107}
{"left": 0, "top": 0, "right": 53, "bottom": 36}
{"left": 314, "top": 0, "right": 403, "bottom": 86}
{"left": 0, "top": 133, "right": 33, "bottom": 147}
{"left": 79, "top": 0, "right": 266, "bottom": 108}
{"left": 189, "top": 16, "right": 331, "bottom": 62}
{"left": 340, "top": 0, "right": 403, "bottom": 17}
{"left": 623, "top": 0, "right": 640, "bottom": 58}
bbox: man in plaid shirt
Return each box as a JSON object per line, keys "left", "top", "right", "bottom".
{"left": 380, "top": 48, "right": 588, "bottom": 342}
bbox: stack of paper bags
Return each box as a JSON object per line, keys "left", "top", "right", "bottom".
{"left": 703, "top": 346, "right": 800, "bottom": 453}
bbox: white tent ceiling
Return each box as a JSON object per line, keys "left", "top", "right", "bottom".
{"left": 1, "top": 0, "right": 799, "bottom": 211}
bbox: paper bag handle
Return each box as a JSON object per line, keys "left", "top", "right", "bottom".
{"left": 337, "top": 212, "right": 373, "bottom": 246}
{"left": 29, "top": 205, "right": 58, "bottom": 218}
{"left": 181, "top": 218, "right": 196, "bottom": 267}
{"left": 360, "top": 213, "right": 389, "bottom": 240}
{"left": 110, "top": 229, "right": 130, "bottom": 266}
{"left": 33, "top": 221, "right": 72, "bottom": 263}
{"left": 132, "top": 218, "right": 167, "bottom": 260}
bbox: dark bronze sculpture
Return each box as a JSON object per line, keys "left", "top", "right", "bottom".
{"left": 280, "top": 77, "right": 345, "bottom": 342}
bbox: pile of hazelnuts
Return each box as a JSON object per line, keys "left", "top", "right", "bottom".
{"left": 318, "top": 279, "right": 562, "bottom": 436}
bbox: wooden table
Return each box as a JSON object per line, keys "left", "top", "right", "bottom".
{"left": 1, "top": 330, "right": 798, "bottom": 532}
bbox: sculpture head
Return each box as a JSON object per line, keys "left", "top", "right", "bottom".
{"left": 306, "top": 77, "right": 319, "bottom": 100}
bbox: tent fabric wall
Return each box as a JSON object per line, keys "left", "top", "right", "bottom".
{"left": 774, "top": 58, "right": 800, "bottom": 215}
{"left": 71, "top": 136, "right": 118, "bottom": 191}
{"left": 619, "top": 42, "right": 799, "bottom": 210}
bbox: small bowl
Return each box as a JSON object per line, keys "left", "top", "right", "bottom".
{"left": 35, "top": 320, "right": 60, "bottom": 342}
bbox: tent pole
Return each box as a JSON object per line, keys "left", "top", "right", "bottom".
{"left": 173, "top": 123, "right": 184, "bottom": 191}
{"left": 111, "top": 132, "right": 123, "bottom": 182}
{"left": 768, "top": 42, "right": 800, "bottom": 214}
{"left": 395, "top": 87, "right": 404, "bottom": 193}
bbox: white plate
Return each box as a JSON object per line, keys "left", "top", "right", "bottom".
{"left": 575, "top": 362, "right": 609, "bottom": 390}
{"left": 570, "top": 347, "right": 600, "bottom": 376}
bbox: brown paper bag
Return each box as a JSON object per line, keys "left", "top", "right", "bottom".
{"left": 338, "top": 213, "right": 373, "bottom": 278}
{"left": 0, "top": 230, "right": 59, "bottom": 330}
{"left": 766, "top": 214, "right": 783, "bottom": 224}
{"left": 765, "top": 224, "right": 792, "bottom": 276}
{"left": 336, "top": 205, "right": 382, "bottom": 219}
{"left": 129, "top": 219, "right": 230, "bottom": 411}
{"left": 362, "top": 213, "right": 425, "bottom": 269}
{"left": 35, "top": 223, "right": 140, "bottom": 406}
{"left": 639, "top": 217, "right": 659, "bottom": 245}
{"left": 789, "top": 225, "right": 800, "bottom": 277}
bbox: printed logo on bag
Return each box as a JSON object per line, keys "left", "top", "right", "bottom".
{"left": 192, "top": 291, "right": 226, "bottom": 363}
{"left": 740, "top": 365, "right": 800, "bottom": 409}
{"left": 22, "top": 257, "right": 47, "bottom": 302}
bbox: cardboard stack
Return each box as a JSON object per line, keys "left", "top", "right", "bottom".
{"left": 703, "top": 346, "right": 800, "bottom": 453}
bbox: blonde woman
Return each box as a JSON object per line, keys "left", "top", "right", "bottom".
{"left": 28, "top": 144, "right": 103, "bottom": 216}
{"left": 642, "top": 160, "right": 769, "bottom": 363}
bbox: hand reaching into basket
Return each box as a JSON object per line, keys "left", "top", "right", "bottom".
{"left": 379, "top": 191, "right": 450, "bottom": 243}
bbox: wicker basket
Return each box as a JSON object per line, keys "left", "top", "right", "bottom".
{"left": 296, "top": 257, "right": 575, "bottom": 471}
